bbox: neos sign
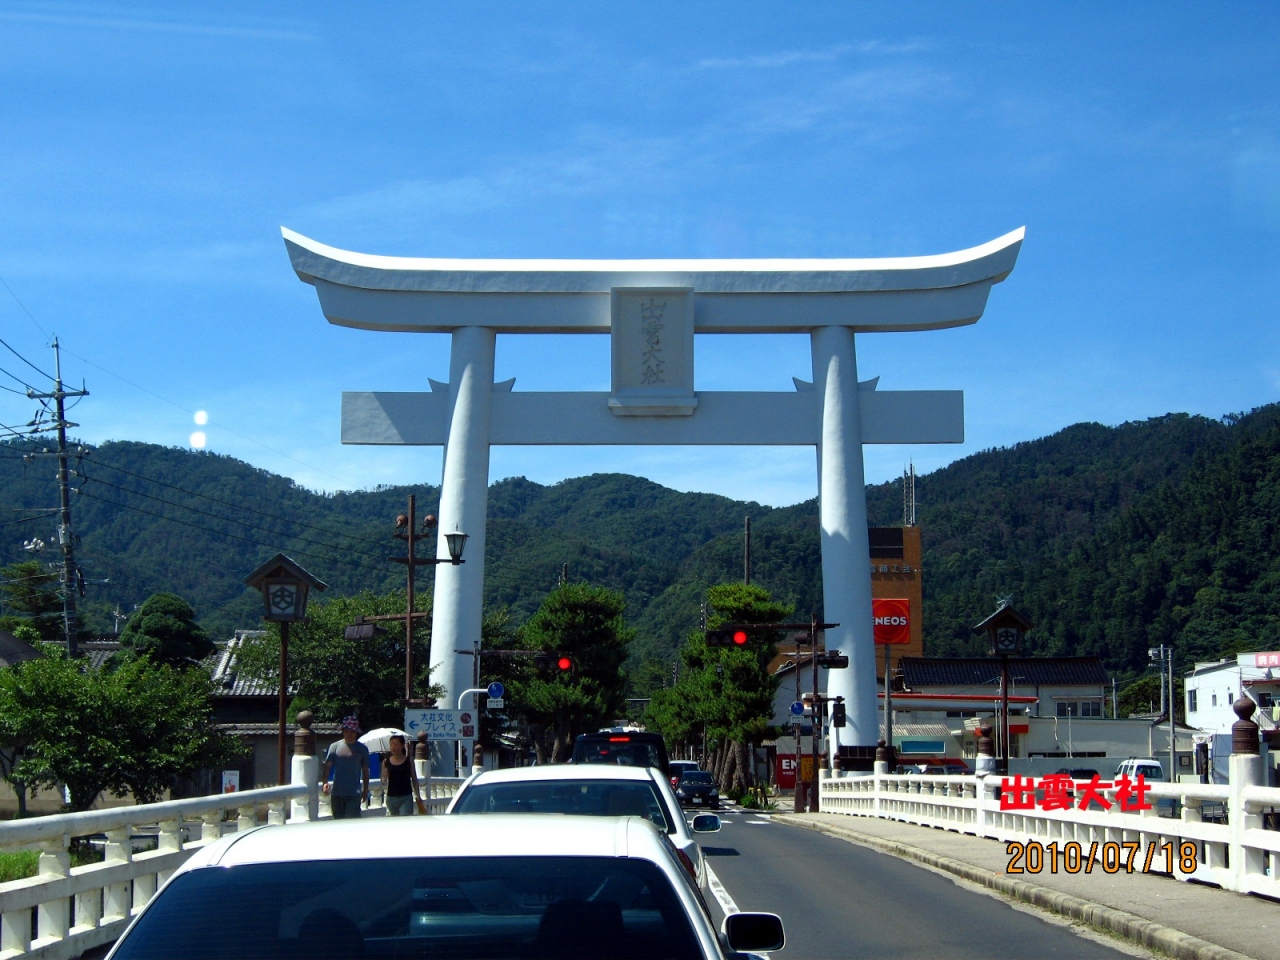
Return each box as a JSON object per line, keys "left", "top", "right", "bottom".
{"left": 873, "top": 597, "right": 911, "bottom": 645}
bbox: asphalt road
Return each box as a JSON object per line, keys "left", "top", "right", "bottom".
{"left": 693, "top": 807, "right": 1136, "bottom": 960}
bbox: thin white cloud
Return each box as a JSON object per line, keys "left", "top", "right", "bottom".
{"left": 696, "top": 39, "right": 931, "bottom": 70}
{"left": 0, "top": 2, "right": 316, "bottom": 42}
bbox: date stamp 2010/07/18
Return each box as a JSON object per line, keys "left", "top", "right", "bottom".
{"left": 1005, "top": 840, "right": 1198, "bottom": 875}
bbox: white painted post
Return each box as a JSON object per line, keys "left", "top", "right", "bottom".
{"left": 35, "top": 838, "right": 70, "bottom": 948}
{"left": 290, "top": 752, "right": 319, "bottom": 822}
{"left": 811, "top": 326, "right": 875, "bottom": 764}
{"left": 1227, "top": 697, "right": 1264, "bottom": 892}
{"left": 102, "top": 829, "right": 133, "bottom": 925}
{"left": 430, "top": 326, "right": 496, "bottom": 776}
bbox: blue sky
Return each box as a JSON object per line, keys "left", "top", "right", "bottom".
{"left": 1, "top": 2, "right": 1277, "bottom": 507}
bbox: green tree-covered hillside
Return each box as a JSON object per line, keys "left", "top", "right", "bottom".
{"left": 2, "top": 405, "right": 1277, "bottom": 683}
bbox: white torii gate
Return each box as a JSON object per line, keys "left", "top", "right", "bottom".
{"left": 283, "top": 226, "right": 1023, "bottom": 773}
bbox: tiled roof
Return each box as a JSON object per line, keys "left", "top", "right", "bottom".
{"left": 900, "top": 656, "right": 1109, "bottom": 688}
{"left": 210, "top": 631, "right": 289, "bottom": 698}
{"left": 216, "top": 722, "right": 342, "bottom": 736}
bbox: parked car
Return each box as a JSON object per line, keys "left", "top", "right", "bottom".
{"left": 572, "top": 730, "right": 671, "bottom": 779}
{"left": 1054, "top": 767, "right": 1101, "bottom": 780}
{"left": 669, "top": 759, "right": 701, "bottom": 787}
{"left": 674, "top": 771, "right": 720, "bottom": 808}
{"left": 104, "top": 815, "right": 784, "bottom": 960}
{"left": 1114, "top": 758, "right": 1165, "bottom": 782}
{"left": 446, "top": 764, "right": 718, "bottom": 886}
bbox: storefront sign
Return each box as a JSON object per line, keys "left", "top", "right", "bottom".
{"left": 873, "top": 597, "right": 911, "bottom": 645}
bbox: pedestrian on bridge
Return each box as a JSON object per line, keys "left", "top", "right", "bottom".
{"left": 322, "top": 716, "right": 371, "bottom": 819}
{"left": 381, "top": 734, "right": 423, "bottom": 816}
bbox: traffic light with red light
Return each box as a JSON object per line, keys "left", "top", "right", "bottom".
{"left": 556, "top": 655, "right": 573, "bottom": 672}
{"left": 706, "top": 625, "right": 753, "bottom": 647}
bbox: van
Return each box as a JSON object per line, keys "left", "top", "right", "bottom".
{"left": 1114, "top": 758, "right": 1165, "bottom": 782}
{"left": 571, "top": 731, "right": 671, "bottom": 779}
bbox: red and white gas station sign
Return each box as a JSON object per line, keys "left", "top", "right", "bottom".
{"left": 873, "top": 598, "right": 911, "bottom": 645}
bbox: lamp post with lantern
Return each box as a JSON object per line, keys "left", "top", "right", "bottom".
{"left": 974, "top": 599, "right": 1032, "bottom": 775}
{"left": 244, "top": 554, "right": 327, "bottom": 785}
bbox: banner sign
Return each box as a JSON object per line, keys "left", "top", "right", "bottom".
{"left": 1254, "top": 652, "right": 1280, "bottom": 668}
{"left": 873, "top": 597, "right": 911, "bottom": 645}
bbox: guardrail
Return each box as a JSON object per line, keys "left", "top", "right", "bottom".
{"left": 0, "top": 764, "right": 467, "bottom": 960}
{"left": 820, "top": 718, "right": 1279, "bottom": 900}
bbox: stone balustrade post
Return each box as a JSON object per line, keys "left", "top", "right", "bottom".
{"left": 36, "top": 836, "right": 70, "bottom": 946}
{"left": 291, "top": 710, "right": 320, "bottom": 821}
{"left": 102, "top": 829, "right": 133, "bottom": 924}
{"left": 237, "top": 803, "right": 258, "bottom": 835}
{"left": 1228, "top": 697, "right": 1264, "bottom": 889}
{"left": 975, "top": 720, "right": 996, "bottom": 778}
{"left": 201, "top": 809, "right": 225, "bottom": 843}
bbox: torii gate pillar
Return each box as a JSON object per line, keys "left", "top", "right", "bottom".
{"left": 812, "top": 325, "right": 877, "bottom": 753}
{"left": 283, "top": 226, "right": 1024, "bottom": 774}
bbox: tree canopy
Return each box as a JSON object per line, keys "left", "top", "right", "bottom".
{"left": 500, "top": 583, "right": 632, "bottom": 763}
{"left": 118, "top": 592, "right": 214, "bottom": 667}
{"left": 0, "top": 560, "right": 63, "bottom": 644}
{"left": 0, "top": 647, "right": 242, "bottom": 810}
{"left": 235, "top": 589, "right": 443, "bottom": 730}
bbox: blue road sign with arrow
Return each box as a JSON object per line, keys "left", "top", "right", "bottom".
{"left": 487, "top": 681, "right": 505, "bottom": 699}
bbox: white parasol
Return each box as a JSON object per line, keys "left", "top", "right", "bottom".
{"left": 358, "top": 727, "right": 408, "bottom": 754}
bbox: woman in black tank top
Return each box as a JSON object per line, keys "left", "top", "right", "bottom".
{"left": 381, "top": 734, "right": 422, "bottom": 816}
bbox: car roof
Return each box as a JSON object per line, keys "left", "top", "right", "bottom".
{"left": 191, "top": 815, "right": 666, "bottom": 870}
{"left": 468, "top": 763, "right": 657, "bottom": 784}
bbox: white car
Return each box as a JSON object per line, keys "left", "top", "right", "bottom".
{"left": 103, "top": 815, "right": 783, "bottom": 960}
{"left": 446, "top": 764, "right": 719, "bottom": 887}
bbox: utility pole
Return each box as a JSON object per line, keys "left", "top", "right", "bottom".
{"left": 743, "top": 516, "right": 751, "bottom": 586}
{"left": 25, "top": 339, "right": 89, "bottom": 656}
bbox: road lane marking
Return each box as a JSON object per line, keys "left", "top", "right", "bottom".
{"left": 704, "top": 864, "right": 739, "bottom": 916}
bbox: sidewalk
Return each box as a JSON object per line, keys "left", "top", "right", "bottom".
{"left": 774, "top": 812, "right": 1278, "bottom": 960}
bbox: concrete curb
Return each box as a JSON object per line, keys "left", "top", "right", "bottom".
{"left": 774, "top": 814, "right": 1258, "bottom": 960}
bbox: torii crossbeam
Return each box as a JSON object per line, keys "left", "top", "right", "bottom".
{"left": 284, "top": 226, "right": 1024, "bottom": 773}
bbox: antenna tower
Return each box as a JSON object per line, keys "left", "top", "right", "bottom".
{"left": 902, "top": 462, "right": 916, "bottom": 527}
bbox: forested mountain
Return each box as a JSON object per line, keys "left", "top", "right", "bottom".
{"left": 3, "top": 403, "right": 1277, "bottom": 685}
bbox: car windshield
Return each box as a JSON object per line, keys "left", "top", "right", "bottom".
{"left": 109, "top": 856, "right": 702, "bottom": 960}
{"left": 453, "top": 780, "right": 674, "bottom": 833}
{"left": 680, "top": 773, "right": 713, "bottom": 785}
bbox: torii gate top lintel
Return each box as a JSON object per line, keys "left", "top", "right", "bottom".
{"left": 282, "top": 226, "right": 1024, "bottom": 335}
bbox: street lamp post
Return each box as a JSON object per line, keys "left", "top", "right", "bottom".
{"left": 974, "top": 600, "right": 1032, "bottom": 776}
{"left": 244, "top": 555, "right": 327, "bottom": 785}
{"left": 388, "top": 496, "right": 467, "bottom": 704}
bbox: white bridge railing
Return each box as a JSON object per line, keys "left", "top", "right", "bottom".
{"left": 0, "top": 768, "right": 466, "bottom": 960}
{"left": 819, "top": 756, "right": 1280, "bottom": 899}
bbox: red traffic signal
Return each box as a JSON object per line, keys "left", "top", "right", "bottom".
{"left": 732, "top": 630, "right": 748, "bottom": 646}
{"left": 556, "top": 656, "right": 573, "bottom": 672}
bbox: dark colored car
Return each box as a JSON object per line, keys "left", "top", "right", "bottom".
{"left": 572, "top": 731, "right": 671, "bottom": 779}
{"left": 674, "top": 771, "right": 720, "bottom": 809}
{"left": 1055, "top": 768, "right": 1101, "bottom": 780}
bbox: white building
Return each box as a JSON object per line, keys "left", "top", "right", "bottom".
{"left": 1185, "top": 651, "right": 1280, "bottom": 736}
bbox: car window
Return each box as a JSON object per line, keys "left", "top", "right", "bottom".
{"left": 680, "top": 773, "right": 713, "bottom": 785}
{"left": 575, "top": 739, "right": 666, "bottom": 771}
{"left": 109, "top": 856, "right": 702, "bottom": 960}
{"left": 453, "top": 780, "right": 675, "bottom": 833}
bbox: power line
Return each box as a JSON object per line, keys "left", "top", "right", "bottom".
{"left": 0, "top": 333, "right": 53, "bottom": 381}
{"left": 0, "top": 273, "right": 52, "bottom": 340}
{"left": 80, "top": 470, "right": 386, "bottom": 563}
{"left": 76, "top": 489, "right": 361, "bottom": 570}
{"left": 87, "top": 456, "right": 388, "bottom": 548}
{"left": 57, "top": 344, "right": 348, "bottom": 485}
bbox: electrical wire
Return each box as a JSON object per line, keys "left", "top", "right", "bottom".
{"left": 77, "top": 489, "right": 358, "bottom": 569}
{"left": 88, "top": 456, "right": 389, "bottom": 548}
{"left": 57, "top": 344, "right": 347, "bottom": 485}
{"left": 0, "top": 333, "right": 53, "bottom": 381}
{"left": 79, "top": 473, "right": 387, "bottom": 563}
{"left": 0, "top": 273, "right": 52, "bottom": 340}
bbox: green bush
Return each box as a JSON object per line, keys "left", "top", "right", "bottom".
{"left": 0, "top": 850, "right": 38, "bottom": 882}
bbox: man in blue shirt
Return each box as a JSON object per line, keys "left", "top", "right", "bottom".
{"left": 322, "top": 716, "right": 371, "bottom": 819}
